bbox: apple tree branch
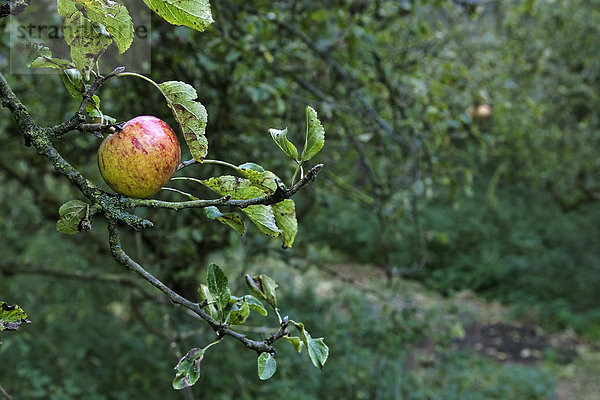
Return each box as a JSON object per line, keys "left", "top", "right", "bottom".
{"left": 0, "top": 69, "right": 316, "bottom": 356}
{"left": 0, "top": 0, "right": 29, "bottom": 18}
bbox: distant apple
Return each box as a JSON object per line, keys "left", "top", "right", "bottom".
{"left": 467, "top": 104, "right": 493, "bottom": 121}
{"left": 97, "top": 116, "right": 181, "bottom": 198}
{"left": 476, "top": 104, "right": 492, "bottom": 120}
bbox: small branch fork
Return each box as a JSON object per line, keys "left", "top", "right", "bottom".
{"left": 0, "top": 69, "right": 319, "bottom": 354}
{"left": 107, "top": 220, "right": 287, "bottom": 353}
{"left": 47, "top": 67, "right": 125, "bottom": 138}
{"left": 125, "top": 163, "right": 323, "bottom": 211}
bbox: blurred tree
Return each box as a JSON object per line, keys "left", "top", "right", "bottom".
{"left": 1, "top": 0, "right": 600, "bottom": 398}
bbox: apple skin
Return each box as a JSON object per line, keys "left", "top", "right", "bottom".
{"left": 97, "top": 116, "right": 181, "bottom": 198}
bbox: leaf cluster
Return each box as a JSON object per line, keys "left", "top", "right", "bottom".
{"left": 173, "top": 264, "right": 328, "bottom": 388}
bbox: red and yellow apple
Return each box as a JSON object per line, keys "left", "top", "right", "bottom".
{"left": 97, "top": 116, "right": 181, "bottom": 198}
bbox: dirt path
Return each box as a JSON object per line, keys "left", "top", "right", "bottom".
{"left": 325, "top": 263, "right": 600, "bottom": 399}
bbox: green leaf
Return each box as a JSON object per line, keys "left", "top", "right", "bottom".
{"left": 244, "top": 205, "right": 281, "bottom": 237}
{"left": 0, "top": 302, "right": 30, "bottom": 338}
{"left": 61, "top": 68, "right": 85, "bottom": 94}
{"left": 201, "top": 176, "right": 282, "bottom": 237}
{"left": 197, "top": 284, "right": 218, "bottom": 321}
{"left": 30, "top": 57, "right": 76, "bottom": 70}
{"left": 244, "top": 274, "right": 278, "bottom": 309}
{"left": 25, "top": 45, "right": 74, "bottom": 70}
{"left": 224, "top": 167, "right": 294, "bottom": 246}
{"left": 228, "top": 299, "right": 250, "bottom": 325}
{"left": 142, "top": 0, "right": 213, "bottom": 32}
{"left": 204, "top": 206, "right": 245, "bottom": 236}
{"left": 293, "top": 322, "right": 329, "bottom": 370}
{"left": 60, "top": 11, "right": 113, "bottom": 79}
{"left": 301, "top": 106, "right": 325, "bottom": 162}
{"left": 269, "top": 127, "right": 299, "bottom": 161}
{"left": 202, "top": 175, "right": 264, "bottom": 199}
{"left": 206, "top": 264, "right": 230, "bottom": 322}
{"left": 56, "top": 200, "right": 89, "bottom": 235}
{"left": 57, "top": 0, "right": 78, "bottom": 17}
{"left": 86, "top": 0, "right": 133, "bottom": 54}
{"left": 306, "top": 337, "right": 329, "bottom": 370}
{"left": 159, "top": 81, "right": 208, "bottom": 162}
{"left": 237, "top": 162, "right": 265, "bottom": 173}
{"left": 272, "top": 199, "right": 297, "bottom": 248}
{"left": 257, "top": 353, "right": 277, "bottom": 380}
{"left": 230, "top": 295, "right": 268, "bottom": 317}
{"left": 25, "top": 44, "right": 52, "bottom": 66}
{"left": 244, "top": 295, "right": 267, "bottom": 317}
{"left": 172, "top": 348, "right": 204, "bottom": 390}
{"left": 238, "top": 164, "right": 284, "bottom": 195}
{"left": 284, "top": 335, "right": 303, "bottom": 353}
{"left": 58, "top": 0, "right": 134, "bottom": 54}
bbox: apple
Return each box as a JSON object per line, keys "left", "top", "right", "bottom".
{"left": 475, "top": 104, "right": 492, "bottom": 120}
{"left": 467, "top": 104, "right": 493, "bottom": 121}
{"left": 97, "top": 115, "right": 181, "bottom": 198}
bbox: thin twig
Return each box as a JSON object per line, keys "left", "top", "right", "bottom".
{"left": 0, "top": 383, "right": 11, "bottom": 400}
{"left": 273, "top": 19, "right": 410, "bottom": 153}
{"left": 177, "top": 159, "right": 197, "bottom": 171}
{"left": 0, "top": 261, "right": 151, "bottom": 293}
{"left": 79, "top": 67, "right": 125, "bottom": 114}
{"left": 77, "top": 122, "right": 123, "bottom": 138}
{"left": 107, "top": 219, "right": 284, "bottom": 354}
{"left": 47, "top": 67, "right": 125, "bottom": 138}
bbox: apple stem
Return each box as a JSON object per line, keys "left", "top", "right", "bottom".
{"left": 204, "top": 337, "right": 224, "bottom": 351}
{"left": 177, "top": 158, "right": 242, "bottom": 173}
{"left": 161, "top": 187, "right": 198, "bottom": 200}
{"left": 177, "top": 159, "right": 197, "bottom": 171}
{"left": 203, "top": 159, "right": 241, "bottom": 172}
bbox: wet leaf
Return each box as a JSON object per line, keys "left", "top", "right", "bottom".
{"left": 143, "top": 0, "right": 213, "bottom": 32}
{"left": 257, "top": 353, "right": 276, "bottom": 380}
{"left": 207, "top": 264, "right": 230, "bottom": 322}
{"left": 172, "top": 348, "right": 204, "bottom": 390}
{"left": 0, "top": 302, "right": 30, "bottom": 335}
{"left": 159, "top": 81, "right": 208, "bottom": 161}
{"left": 270, "top": 127, "right": 299, "bottom": 161}
{"left": 204, "top": 206, "right": 245, "bottom": 236}
{"left": 301, "top": 106, "right": 325, "bottom": 162}
{"left": 56, "top": 200, "right": 89, "bottom": 235}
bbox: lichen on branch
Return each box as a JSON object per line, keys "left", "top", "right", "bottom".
{"left": 0, "top": 0, "right": 30, "bottom": 18}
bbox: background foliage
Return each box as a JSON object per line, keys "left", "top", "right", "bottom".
{"left": 1, "top": 0, "right": 599, "bottom": 398}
